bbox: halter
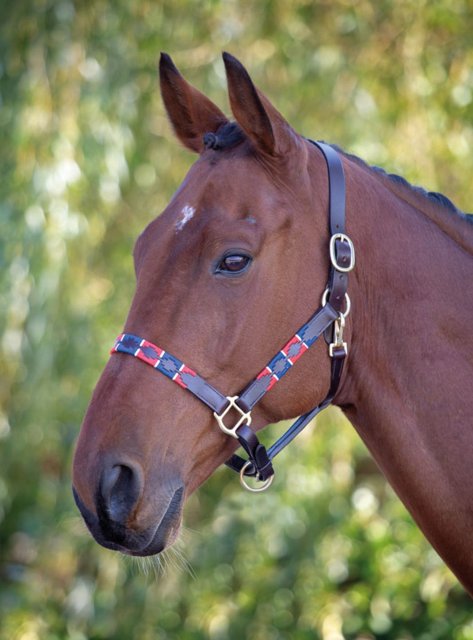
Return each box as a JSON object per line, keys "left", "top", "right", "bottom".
{"left": 111, "top": 141, "right": 355, "bottom": 491}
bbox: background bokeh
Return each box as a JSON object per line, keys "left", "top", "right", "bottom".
{"left": 1, "top": 1, "right": 473, "bottom": 638}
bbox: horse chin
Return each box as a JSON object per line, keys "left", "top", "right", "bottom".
{"left": 72, "top": 486, "right": 183, "bottom": 556}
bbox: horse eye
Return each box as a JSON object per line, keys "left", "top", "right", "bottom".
{"left": 216, "top": 254, "right": 252, "bottom": 274}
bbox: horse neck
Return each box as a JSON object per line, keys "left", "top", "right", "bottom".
{"left": 333, "top": 155, "right": 473, "bottom": 593}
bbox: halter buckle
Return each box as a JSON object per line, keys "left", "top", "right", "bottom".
{"left": 329, "top": 233, "right": 355, "bottom": 273}
{"left": 214, "top": 396, "right": 252, "bottom": 439}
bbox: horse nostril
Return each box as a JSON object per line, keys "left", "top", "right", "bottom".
{"left": 99, "top": 463, "right": 143, "bottom": 524}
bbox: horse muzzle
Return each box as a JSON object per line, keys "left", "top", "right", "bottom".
{"left": 72, "top": 471, "right": 184, "bottom": 556}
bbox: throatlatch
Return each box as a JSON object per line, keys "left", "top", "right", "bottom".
{"left": 111, "top": 141, "right": 355, "bottom": 491}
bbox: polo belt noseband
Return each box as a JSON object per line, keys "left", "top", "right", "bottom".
{"left": 111, "top": 141, "right": 355, "bottom": 491}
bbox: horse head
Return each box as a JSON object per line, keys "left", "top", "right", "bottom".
{"left": 72, "top": 53, "right": 341, "bottom": 556}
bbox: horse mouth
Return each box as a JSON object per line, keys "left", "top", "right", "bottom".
{"left": 73, "top": 486, "right": 184, "bottom": 556}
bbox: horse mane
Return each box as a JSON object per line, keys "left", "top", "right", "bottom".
{"left": 331, "top": 144, "right": 473, "bottom": 256}
{"left": 331, "top": 144, "right": 470, "bottom": 219}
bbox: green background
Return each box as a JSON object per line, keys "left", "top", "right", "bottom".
{"left": 1, "top": 1, "right": 472, "bottom": 638}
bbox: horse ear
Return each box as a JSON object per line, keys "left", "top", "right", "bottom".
{"left": 159, "top": 53, "right": 228, "bottom": 153}
{"left": 223, "top": 52, "right": 297, "bottom": 157}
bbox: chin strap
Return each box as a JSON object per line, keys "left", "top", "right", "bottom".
{"left": 111, "top": 141, "right": 354, "bottom": 491}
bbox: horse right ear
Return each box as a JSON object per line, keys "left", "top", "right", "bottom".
{"left": 159, "top": 53, "right": 228, "bottom": 154}
{"left": 223, "top": 52, "right": 299, "bottom": 158}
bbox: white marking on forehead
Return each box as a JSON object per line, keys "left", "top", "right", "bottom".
{"left": 175, "top": 204, "right": 196, "bottom": 232}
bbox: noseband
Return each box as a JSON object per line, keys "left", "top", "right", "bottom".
{"left": 111, "top": 141, "right": 355, "bottom": 491}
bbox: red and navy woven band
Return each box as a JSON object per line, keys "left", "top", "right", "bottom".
{"left": 237, "top": 303, "right": 338, "bottom": 412}
{"left": 111, "top": 333, "right": 228, "bottom": 415}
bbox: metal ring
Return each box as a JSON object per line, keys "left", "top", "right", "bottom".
{"left": 321, "top": 289, "right": 351, "bottom": 319}
{"left": 239, "top": 461, "right": 274, "bottom": 492}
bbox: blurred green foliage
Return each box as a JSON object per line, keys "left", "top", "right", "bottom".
{"left": 1, "top": 0, "right": 472, "bottom": 638}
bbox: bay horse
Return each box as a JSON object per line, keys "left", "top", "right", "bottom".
{"left": 73, "top": 53, "right": 473, "bottom": 595}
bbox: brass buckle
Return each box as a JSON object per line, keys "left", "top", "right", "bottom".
{"left": 329, "top": 233, "right": 355, "bottom": 273}
{"left": 239, "top": 461, "right": 274, "bottom": 492}
{"left": 213, "top": 395, "right": 252, "bottom": 439}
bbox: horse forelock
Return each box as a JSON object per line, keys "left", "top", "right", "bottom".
{"left": 202, "top": 121, "right": 245, "bottom": 152}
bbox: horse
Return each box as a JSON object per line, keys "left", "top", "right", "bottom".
{"left": 72, "top": 52, "right": 473, "bottom": 595}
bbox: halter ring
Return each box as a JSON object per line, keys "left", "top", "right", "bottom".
{"left": 321, "top": 289, "right": 351, "bottom": 319}
{"left": 239, "top": 461, "right": 274, "bottom": 492}
{"left": 213, "top": 395, "right": 252, "bottom": 439}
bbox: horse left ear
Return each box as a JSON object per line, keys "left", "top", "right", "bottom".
{"left": 223, "top": 52, "right": 299, "bottom": 157}
{"left": 159, "top": 53, "right": 228, "bottom": 153}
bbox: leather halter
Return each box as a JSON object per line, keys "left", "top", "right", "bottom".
{"left": 111, "top": 141, "right": 355, "bottom": 491}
